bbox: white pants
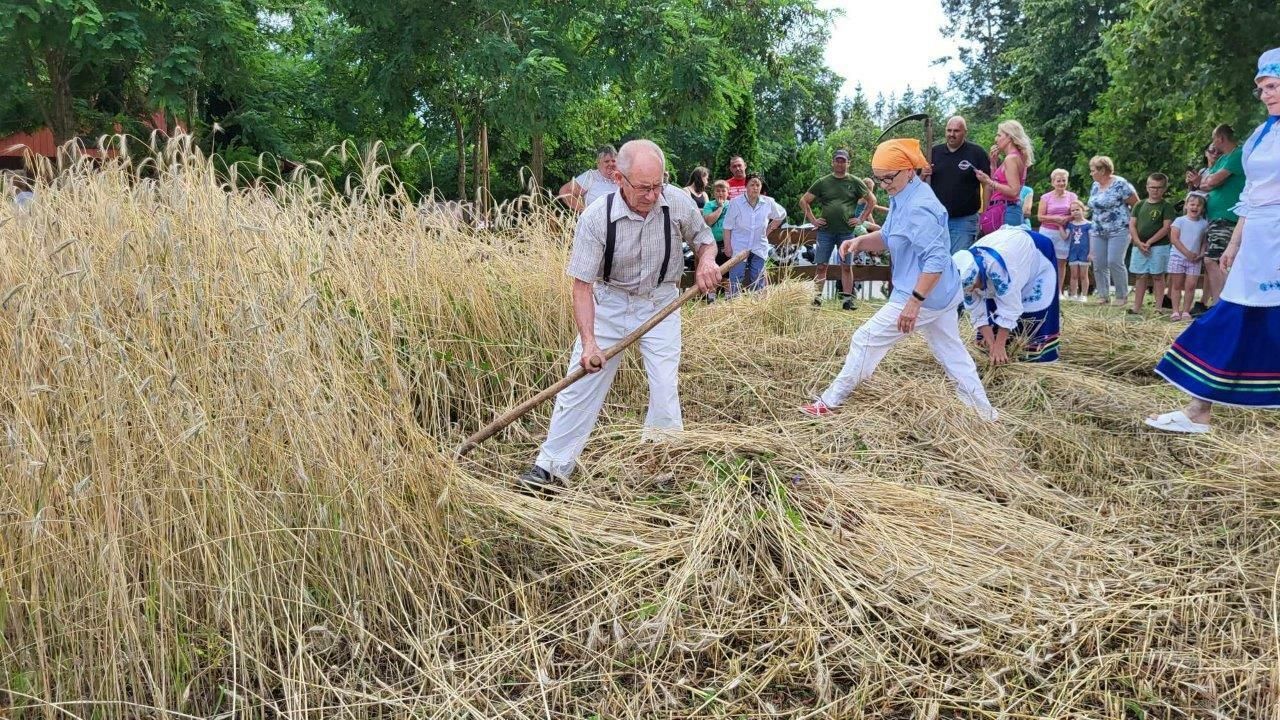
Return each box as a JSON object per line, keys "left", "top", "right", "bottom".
{"left": 819, "top": 290, "right": 997, "bottom": 420}
{"left": 536, "top": 283, "right": 683, "bottom": 479}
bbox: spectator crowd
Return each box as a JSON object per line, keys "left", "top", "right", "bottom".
{"left": 549, "top": 106, "right": 1253, "bottom": 325}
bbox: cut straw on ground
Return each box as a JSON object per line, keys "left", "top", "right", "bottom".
{"left": 1, "top": 139, "right": 1277, "bottom": 718}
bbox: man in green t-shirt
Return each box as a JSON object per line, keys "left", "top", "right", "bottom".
{"left": 1197, "top": 124, "right": 1247, "bottom": 311}
{"left": 798, "top": 149, "right": 875, "bottom": 310}
{"left": 1127, "top": 172, "right": 1176, "bottom": 314}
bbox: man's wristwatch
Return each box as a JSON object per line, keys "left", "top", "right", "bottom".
{"left": 911, "top": 290, "right": 927, "bottom": 302}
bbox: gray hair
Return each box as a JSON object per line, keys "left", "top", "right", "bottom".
{"left": 596, "top": 144, "right": 618, "bottom": 159}
{"left": 946, "top": 115, "right": 968, "bottom": 130}
{"left": 616, "top": 139, "right": 666, "bottom": 175}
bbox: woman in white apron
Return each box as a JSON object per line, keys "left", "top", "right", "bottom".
{"left": 1147, "top": 48, "right": 1280, "bottom": 432}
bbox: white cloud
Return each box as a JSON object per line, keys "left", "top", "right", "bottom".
{"left": 820, "top": 0, "right": 962, "bottom": 104}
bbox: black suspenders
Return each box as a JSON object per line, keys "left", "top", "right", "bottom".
{"left": 602, "top": 192, "right": 673, "bottom": 287}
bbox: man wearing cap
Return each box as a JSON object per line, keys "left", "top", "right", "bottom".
{"left": 926, "top": 116, "right": 991, "bottom": 253}
{"left": 799, "top": 149, "right": 876, "bottom": 310}
{"left": 800, "top": 139, "right": 997, "bottom": 421}
{"left": 516, "top": 139, "right": 723, "bottom": 495}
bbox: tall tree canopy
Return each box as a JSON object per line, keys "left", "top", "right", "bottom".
{"left": 941, "top": 0, "right": 1278, "bottom": 194}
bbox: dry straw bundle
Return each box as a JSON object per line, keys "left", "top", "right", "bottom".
{"left": 0, "top": 140, "right": 1277, "bottom": 718}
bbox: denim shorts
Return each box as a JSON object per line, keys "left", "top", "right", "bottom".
{"left": 1004, "top": 203, "right": 1024, "bottom": 228}
{"left": 1128, "top": 244, "right": 1171, "bottom": 275}
{"left": 814, "top": 230, "right": 854, "bottom": 266}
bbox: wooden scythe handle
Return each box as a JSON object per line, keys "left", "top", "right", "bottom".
{"left": 456, "top": 249, "right": 751, "bottom": 457}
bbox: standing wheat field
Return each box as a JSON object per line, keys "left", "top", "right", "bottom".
{"left": 1, "top": 143, "right": 1277, "bottom": 718}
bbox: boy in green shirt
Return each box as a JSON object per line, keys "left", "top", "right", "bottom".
{"left": 1127, "top": 172, "right": 1176, "bottom": 314}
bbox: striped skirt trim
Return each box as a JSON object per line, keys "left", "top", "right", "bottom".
{"left": 1153, "top": 300, "right": 1280, "bottom": 408}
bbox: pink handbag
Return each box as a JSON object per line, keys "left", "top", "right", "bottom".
{"left": 979, "top": 199, "right": 1007, "bottom": 236}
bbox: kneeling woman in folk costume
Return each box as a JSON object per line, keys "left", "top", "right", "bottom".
{"left": 952, "top": 225, "right": 1062, "bottom": 364}
{"left": 1146, "top": 48, "right": 1280, "bottom": 434}
{"left": 800, "top": 139, "right": 998, "bottom": 421}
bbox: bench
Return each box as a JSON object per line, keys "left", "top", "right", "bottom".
{"left": 680, "top": 223, "right": 893, "bottom": 288}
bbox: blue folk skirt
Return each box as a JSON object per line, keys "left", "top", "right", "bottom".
{"left": 981, "top": 231, "right": 1060, "bottom": 362}
{"left": 1154, "top": 300, "right": 1280, "bottom": 407}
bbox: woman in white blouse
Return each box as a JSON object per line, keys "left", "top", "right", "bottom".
{"left": 1148, "top": 48, "right": 1280, "bottom": 433}
{"left": 723, "top": 174, "right": 786, "bottom": 296}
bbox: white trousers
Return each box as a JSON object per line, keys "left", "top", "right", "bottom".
{"left": 819, "top": 290, "right": 997, "bottom": 420}
{"left": 536, "top": 283, "right": 683, "bottom": 479}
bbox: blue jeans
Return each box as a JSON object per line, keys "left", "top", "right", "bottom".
{"left": 728, "top": 253, "right": 767, "bottom": 296}
{"left": 815, "top": 230, "right": 854, "bottom": 266}
{"left": 947, "top": 214, "right": 979, "bottom": 254}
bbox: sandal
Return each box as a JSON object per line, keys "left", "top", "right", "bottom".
{"left": 1144, "top": 410, "right": 1210, "bottom": 434}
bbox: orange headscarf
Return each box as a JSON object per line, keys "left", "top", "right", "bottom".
{"left": 871, "top": 138, "right": 928, "bottom": 171}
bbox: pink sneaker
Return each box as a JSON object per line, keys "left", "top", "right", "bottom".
{"left": 800, "top": 401, "right": 834, "bottom": 417}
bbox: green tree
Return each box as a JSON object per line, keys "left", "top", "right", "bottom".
{"left": 938, "top": 0, "right": 1021, "bottom": 117}
{"left": 716, "top": 93, "right": 762, "bottom": 180}
{"left": 1001, "top": 0, "right": 1128, "bottom": 186}
{"left": 0, "top": 0, "right": 150, "bottom": 141}
{"left": 1083, "top": 0, "right": 1280, "bottom": 183}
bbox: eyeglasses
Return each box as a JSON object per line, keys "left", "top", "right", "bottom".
{"left": 620, "top": 173, "right": 664, "bottom": 196}
{"left": 871, "top": 170, "right": 903, "bottom": 186}
{"left": 1253, "top": 82, "right": 1280, "bottom": 99}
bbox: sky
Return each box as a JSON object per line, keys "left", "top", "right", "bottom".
{"left": 820, "top": 0, "right": 962, "bottom": 104}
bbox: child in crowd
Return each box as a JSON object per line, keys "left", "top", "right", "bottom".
{"left": 1065, "top": 200, "right": 1093, "bottom": 302}
{"left": 700, "top": 180, "right": 732, "bottom": 302}
{"left": 1167, "top": 192, "right": 1209, "bottom": 320}
{"left": 1127, "top": 172, "right": 1176, "bottom": 315}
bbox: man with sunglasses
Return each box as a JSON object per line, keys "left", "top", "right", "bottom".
{"left": 516, "top": 139, "right": 722, "bottom": 495}
{"left": 801, "top": 139, "right": 996, "bottom": 422}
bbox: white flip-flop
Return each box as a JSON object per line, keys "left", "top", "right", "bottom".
{"left": 1144, "top": 410, "right": 1211, "bottom": 434}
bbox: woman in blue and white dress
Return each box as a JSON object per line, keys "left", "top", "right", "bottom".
{"left": 953, "top": 225, "right": 1061, "bottom": 364}
{"left": 1147, "top": 48, "right": 1280, "bottom": 433}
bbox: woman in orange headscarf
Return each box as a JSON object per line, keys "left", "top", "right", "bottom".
{"left": 801, "top": 139, "right": 997, "bottom": 421}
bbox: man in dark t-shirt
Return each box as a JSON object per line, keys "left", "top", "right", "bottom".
{"left": 927, "top": 116, "right": 991, "bottom": 253}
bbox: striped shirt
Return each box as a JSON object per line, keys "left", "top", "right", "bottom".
{"left": 567, "top": 185, "right": 714, "bottom": 293}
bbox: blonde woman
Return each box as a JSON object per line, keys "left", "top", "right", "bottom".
{"left": 975, "top": 120, "right": 1034, "bottom": 229}
{"left": 1037, "top": 168, "right": 1078, "bottom": 296}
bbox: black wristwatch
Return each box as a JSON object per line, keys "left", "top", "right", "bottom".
{"left": 911, "top": 290, "right": 927, "bottom": 302}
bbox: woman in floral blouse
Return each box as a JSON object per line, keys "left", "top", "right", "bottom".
{"left": 1086, "top": 155, "right": 1140, "bottom": 305}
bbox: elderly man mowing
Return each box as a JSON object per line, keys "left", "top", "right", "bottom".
{"left": 952, "top": 226, "right": 1062, "bottom": 365}
{"left": 517, "top": 139, "right": 722, "bottom": 494}
{"left": 801, "top": 139, "right": 998, "bottom": 421}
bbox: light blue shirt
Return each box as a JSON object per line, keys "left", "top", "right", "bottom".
{"left": 881, "top": 176, "right": 959, "bottom": 310}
